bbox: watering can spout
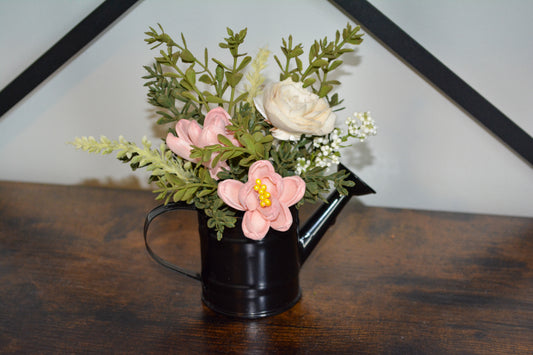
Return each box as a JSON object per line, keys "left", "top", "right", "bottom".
{"left": 298, "top": 164, "right": 375, "bottom": 265}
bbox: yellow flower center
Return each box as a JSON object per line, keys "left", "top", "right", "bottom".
{"left": 253, "top": 179, "right": 271, "bottom": 207}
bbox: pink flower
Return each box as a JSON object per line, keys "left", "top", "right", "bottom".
{"left": 166, "top": 107, "right": 240, "bottom": 179}
{"left": 217, "top": 160, "right": 306, "bottom": 240}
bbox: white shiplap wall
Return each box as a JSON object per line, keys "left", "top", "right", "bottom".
{"left": 0, "top": 0, "right": 531, "bottom": 217}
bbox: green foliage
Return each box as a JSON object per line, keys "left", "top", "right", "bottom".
{"left": 143, "top": 62, "right": 204, "bottom": 124}
{"left": 195, "top": 194, "right": 236, "bottom": 241}
{"left": 143, "top": 24, "right": 252, "bottom": 124}
{"left": 274, "top": 23, "right": 363, "bottom": 109}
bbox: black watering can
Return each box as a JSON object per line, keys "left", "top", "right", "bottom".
{"left": 144, "top": 163, "right": 375, "bottom": 318}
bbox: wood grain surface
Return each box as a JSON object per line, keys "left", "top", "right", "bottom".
{"left": 1, "top": 181, "right": 532, "bottom": 354}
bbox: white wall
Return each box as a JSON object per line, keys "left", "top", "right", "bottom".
{"left": 1, "top": 0, "right": 531, "bottom": 217}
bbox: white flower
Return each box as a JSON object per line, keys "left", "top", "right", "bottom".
{"left": 345, "top": 111, "right": 377, "bottom": 142}
{"left": 295, "top": 157, "right": 311, "bottom": 175}
{"left": 255, "top": 78, "right": 336, "bottom": 140}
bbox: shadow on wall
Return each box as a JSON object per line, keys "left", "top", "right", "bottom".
{"left": 343, "top": 141, "right": 376, "bottom": 171}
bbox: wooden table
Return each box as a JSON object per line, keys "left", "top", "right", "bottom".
{"left": 1, "top": 181, "right": 532, "bottom": 354}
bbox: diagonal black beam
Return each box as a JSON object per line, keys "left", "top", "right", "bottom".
{"left": 0, "top": 0, "right": 140, "bottom": 118}
{"left": 331, "top": 0, "right": 533, "bottom": 167}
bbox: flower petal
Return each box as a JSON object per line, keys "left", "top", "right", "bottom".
{"left": 199, "top": 124, "right": 224, "bottom": 146}
{"left": 217, "top": 180, "right": 245, "bottom": 210}
{"left": 238, "top": 181, "right": 259, "bottom": 211}
{"left": 204, "top": 107, "right": 232, "bottom": 127}
{"left": 248, "top": 160, "right": 276, "bottom": 181}
{"left": 270, "top": 205, "right": 293, "bottom": 232}
{"left": 208, "top": 159, "right": 229, "bottom": 180}
{"left": 278, "top": 176, "right": 306, "bottom": 207}
{"left": 271, "top": 128, "right": 301, "bottom": 141}
{"left": 257, "top": 196, "right": 281, "bottom": 221}
{"left": 242, "top": 210, "right": 270, "bottom": 240}
{"left": 200, "top": 107, "right": 241, "bottom": 148}
{"left": 261, "top": 78, "right": 336, "bottom": 140}
{"left": 166, "top": 132, "right": 194, "bottom": 162}
{"left": 176, "top": 119, "right": 202, "bottom": 145}
{"left": 253, "top": 93, "right": 269, "bottom": 123}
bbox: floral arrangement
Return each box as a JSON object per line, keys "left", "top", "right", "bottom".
{"left": 71, "top": 24, "right": 377, "bottom": 240}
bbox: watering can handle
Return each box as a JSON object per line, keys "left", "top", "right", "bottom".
{"left": 143, "top": 202, "right": 201, "bottom": 281}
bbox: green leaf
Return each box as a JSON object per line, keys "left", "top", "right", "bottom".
{"left": 312, "top": 59, "right": 328, "bottom": 67}
{"left": 185, "top": 67, "right": 196, "bottom": 85}
{"left": 212, "top": 58, "right": 229, "bottom": 70}
{"left": 155, "top": 111, "right": 177, "bottom": 124}
{"left": 325, "top": 79, "right": 341, "bottom": 86}
{"left": 273, "top": 55, "right": 283, "bottom": 71}
{"left": 181, "top": 49, "right": 195, "bottom": 63}
{"left": 180, "top": 32, "right": 188, "bottom": 47}
{"left": 240, "top": 133, "right": 255, "bottom": 150}
{"left": 189, "top": 148, "right": 202, "bottom": 160}
{"left": 180, "top": 79, "right": 194, "bottom": 91}
{"left": 237, "top": 56, "right": 252, "bottom": 71}
{"left": 254, "top": 142, "right": 265, "bottom": 157}
{"left": 217, "top": 134, "right": 234, "bottom": 147}
{"left": 221, "top": 150, "right": 241, "bottom": 161}
{"left": 302, "top": 77, "right": 316, "bottom": 88}
{"left": 199, "top": 74, "right": 213, "bottom": 85}
{"left": 205, "top": 94, "right": 226, "bottom": 104}
{"left": 225, "top": 71, "right": 243, "bottom": 88}
{"left": 295, "top": 57, "right": 303, "bottom": 71}
{"left": 181, "top": 91, "right": 198, "bottom": 102}
{"left": 318, "top": 84, "right": 333, "bottom": 97}
{"left": 307, "top": 182, "right": 319, "bottom": 195}
{"left": 162, "top": 72, "right": 181, "bottom": 78}
{"left": 239, "top": 155, "right": 255, "bottom": 166}
{"left": 238, "top": 28, "right": 247, "bottom": 40}
{"left": 338, "top": 48, "right": 355, "bottom": 54}
{"left": 292, "top": 46, "right": 304, "bottom": 57}
{"left": 215, "top": 64, "right": 224, "bottom": 83}
{"left": 173, "top": 189, "right": 185, "bottom": 202}
{"left": 252, "top": 131, "right": 264, "bottom": 141}
{"left": 211, "top": 151, "right": 222, "bottom": 167}
{"left": 330, "top": 93, "right": 339, "bottom": 106}
{"left": 309, "top": 42, "right": 318, "bottom": 62}
{"left": 202, "top": 149, "right": 212, "bottom": 163}
{"left": 259, "top": 135, "right": 273, "bottom": 144}
{"left": 234, "top": 92, "right": 248, "bottom": 103}
{"left": 328, "top": 60, "right": 343, "bottom": 71}
{"left": 197, "top": 189, "right": 213, "bottom": 198}
{"left": 156, "top": 94, "right": 175, "bottom": 107}
{"left": 182, "top": 186, "right": 197, "bottom": 201}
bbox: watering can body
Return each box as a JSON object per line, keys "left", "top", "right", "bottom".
{"left": 198, "top": 208, "right": 301, "bottom": 318}
{"left": 144, "top": 164, "right": 374, "bottom": 318}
